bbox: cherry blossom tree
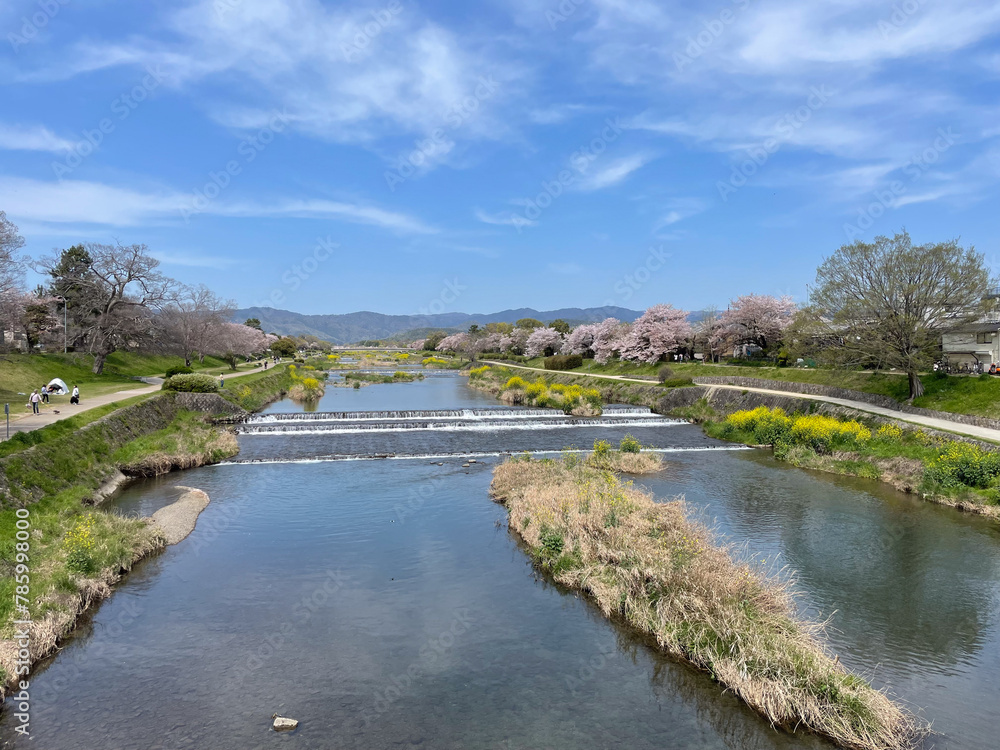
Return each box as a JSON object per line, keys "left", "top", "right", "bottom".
{"left": 477, "top": 332, "right": 504, "bottom": 353}
{"left": 436, "top": 332, "right": 468, "bottom": 352}
{"left": 525, "top": 327, "right": 563, "bottom": 357}
{"left": 562, "top": 324, "right": 596, "bottom": 356}
{"left": 498, "top": 327, "right": 530, "bottom": 355}
{"left": 720, "top": 294, "right": 796, "bottom": 355}
{"left": 694, "top": 307, "right": 724, "bottom": 363}
{"left": 618, "top": 304, "right": 692, "bottom": 364}
{"left": 408, "top": 339, "right": 426, "bottom": 349}
{"left": 210, "top": 322, "right": 273, "bottom": 369}
{"left": 592, "top": 318, "right": 630, "bottom": 364}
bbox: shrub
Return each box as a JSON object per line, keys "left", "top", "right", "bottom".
{"left": 544, "top": 354, "right": 583, "bottom": 370}
{"left": 876, "top": 424, "right": 904, "bottom": 441}
{"left": 657, "top": 365, "right": 675, "bottom": 383}
{"left": 926, "top": 442, "right": 1000, "bottom": 489}
{"left": 620, "top": 434, "right": 641, "bottom": 453}
{"left": 161, "top": 374, "right": 219, "bottom": 393}
{"left": 526, "top": 381, "right": 547, "bottom": 399}
{"left": 64, "top": 515, "right": 97, "bottom": 575}
{"left": 660, "top": 377, "right": 695, "bottom": 388}
{"left": 504, "top": 376, "right": 528, "bottom": 390}
{"left": 593, "top": 439, "right": 612, "bottom": 458}
{"left": 164, "top": 365, "right": 194, "bottom": 378}
{"left": 469, "top": 365, "right": 491, "bottom": 378}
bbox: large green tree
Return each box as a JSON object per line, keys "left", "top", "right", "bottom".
{"left": 810, "top": 231, "right": 992, "bottom": 399}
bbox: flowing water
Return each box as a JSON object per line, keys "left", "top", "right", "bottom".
{"left": 2, "top": 373, "right": 998, "bottom": 749}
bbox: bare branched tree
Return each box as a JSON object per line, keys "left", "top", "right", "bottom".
{"left": 38, "top": 242, "right": 175, "bottom": 373}
{"left": 810, "top": 231, "right": 993, "bottom": 399}
{"left": 160, "top": 284, "right": 236, "bottom": 365}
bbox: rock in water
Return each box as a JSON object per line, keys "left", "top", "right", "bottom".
{"left": 272, "top": 715, "right": 299, "bottom": 731}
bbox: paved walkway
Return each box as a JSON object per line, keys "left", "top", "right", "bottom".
{"left": 480, "top": 361, "right": 1000, "bottom": 443}
{"left": 4, "top": 364, "right": 273, "bottom": 437}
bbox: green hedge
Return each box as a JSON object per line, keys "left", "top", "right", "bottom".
{"left": 544, "top": 354, "right": 583, "bottom": 370}
{"left": 162, "top": 374, "right": 218, "bottom": 393}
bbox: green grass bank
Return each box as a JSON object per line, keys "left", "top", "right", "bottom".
{"left": 0, "top": 365, "right": 299, "bottom": 696}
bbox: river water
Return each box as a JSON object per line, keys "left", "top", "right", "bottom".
{"left": 2, "top": 373, "right": 998, "bottom": 749}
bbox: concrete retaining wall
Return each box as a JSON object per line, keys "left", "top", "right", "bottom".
{"left": 692, "top": 376, "right": 1000, "bottom": 432}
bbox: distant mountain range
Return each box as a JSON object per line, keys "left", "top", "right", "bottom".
{"left": 233, "top": 306, "right": 646, "bottom": 344}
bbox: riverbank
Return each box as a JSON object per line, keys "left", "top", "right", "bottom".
{"left": 468, "top": 365, "right": 606, "bottom": 415}
{"left": 490, "top": 456, "right": 921, "bottom": 750}
{"left": 0, "top": 393, "right": 244, "bottom": 696}
{"left": 0, "top": 364, "right": 308, "bottom": 698}
{"left": 703, "top": 406, "right": 1000, "bottom": 522}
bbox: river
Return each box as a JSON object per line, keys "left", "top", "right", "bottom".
{"left": 2, "top": 372, "right": 998, "bottom": 749}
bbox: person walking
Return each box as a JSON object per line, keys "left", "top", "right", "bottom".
{"left": 71, "top": 385, "right": 80, "bottom": 405}
{"left": 40, "top": 385, "right": 49, "bottom": 404}
{"left": 219, "top": 374, "right": 225, "bottom": 389}
{"left": 29, "top": 390, "right": 41, "bottom": 414}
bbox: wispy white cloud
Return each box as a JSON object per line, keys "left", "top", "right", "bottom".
{"left": 0, "top": 177, "right": 435, "bottom": 234}
{"left": 20, "top": 0, "right": 521, "bottom": 175}
{"left": 151, "top": 250, "right": 237, "bottom": 269}
{"left": 474, "top": 208, "right": 535, "bottom": 227}
{"left": 575, "top": 153, "right": 652, "bottom": 191}
{"left": 0, "top": 123, "right": 74, "bottom": 152}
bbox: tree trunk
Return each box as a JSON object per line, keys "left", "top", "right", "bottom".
{"left": 92, "top": 351, "right": 107, "bottom": 374}
{"left": 908, "top": 370, "right": 924, "bottom": 400}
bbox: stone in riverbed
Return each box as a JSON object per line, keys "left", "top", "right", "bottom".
{"left": 272, "top": 715, "right": 298, "bottom": 731}
{"left": 468, "top": 459, "right": 477, "bottom": 463}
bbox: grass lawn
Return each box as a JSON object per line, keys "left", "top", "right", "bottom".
{"left": 503, "top": 357, "right": 1000, "bottom": 418}
{"left": 0, "top": 352, "right": 261, "bottom": 409}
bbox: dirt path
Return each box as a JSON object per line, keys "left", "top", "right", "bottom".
{"left": 480, "top": 361, "right": 1000, "bottom": 443}
{"left": 4, "top": 364, "right": 273, "bottom": 437}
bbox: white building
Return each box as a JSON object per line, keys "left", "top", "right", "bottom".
{"left": 941, "top": 319, "right": 1000, "bottom": 368}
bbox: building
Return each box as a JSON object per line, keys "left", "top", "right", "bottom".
{"left": 941, "top": 322, "right": 1000, "bottom": 368}
{"left": 941, "top": 291, "right": 1000, "bottom": 368}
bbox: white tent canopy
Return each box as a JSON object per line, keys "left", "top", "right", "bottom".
{"left": 47, "top": 378, "right": 69, "bottom": 394}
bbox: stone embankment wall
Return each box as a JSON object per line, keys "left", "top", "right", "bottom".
{"left": 691, "top": 376, "right": 1000, "bottom": 432}
{"left": 658, "top": 384, "right": 1000, "bottom": 451}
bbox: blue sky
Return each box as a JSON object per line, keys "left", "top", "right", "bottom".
{"left": 2, "top": 0, "right": 998, "bottom": 316}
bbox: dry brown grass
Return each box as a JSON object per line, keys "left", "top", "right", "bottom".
{"left": 490, "top": 457, "right": 923, "bottom": 750}
{"left": 585, "top": 450, "right": 663, "bottom": 473}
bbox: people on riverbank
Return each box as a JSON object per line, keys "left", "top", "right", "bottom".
{"left": 71, "top": 385, "right": 80, "bottom": 405}
{"left": 29, "top": 390, "right": 41, "bottom": 413}
{"left": 40, "top": 385, "right": 49, "bottom": 403}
